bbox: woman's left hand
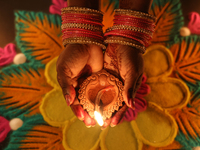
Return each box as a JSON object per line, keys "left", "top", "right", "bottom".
{"left": 103, "top": 43, "right": 144, "bottom": 128}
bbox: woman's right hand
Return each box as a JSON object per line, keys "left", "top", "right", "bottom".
{"left": 56, "top": 44, "right": 103, "bottom": 127}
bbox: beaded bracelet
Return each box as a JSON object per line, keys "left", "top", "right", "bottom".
{"left": 114, "top": 9, "right": 156, "bottom": 22}
{"left": 63, "top": 37, "right": 106, "bottom": 49}
{"left": 61, "top": 7, "right": 106, "bottom": 49}
{"left": 104, "top": 9, "right": 156, "bottom": 53}
{"left": 105, "top": 36, "right": 146, "bottom": 53}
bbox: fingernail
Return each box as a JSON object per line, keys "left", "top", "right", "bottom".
{"left": 78, "top": 113, "right": 84, "bottom": 121}
{"left": 86, "top": 125, "right": 91, "bottom": 128}
{"left": 110, "top": 123, "right": 116, "bottom": 127}
{"left": 129, "top": 99, "right": 135, "bottom": 110}
{"left": 77, "top": 107, "right": 85, "bottom": 121}
{"left": 101, "top": 126, "right": 106, "bottom": 130}
{"left": 65, "top": 95, "right": 71, "bottom": 106}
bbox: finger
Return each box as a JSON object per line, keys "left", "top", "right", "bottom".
{"left": 110, "top": 104, "right": 128, "bottom": 127}
{"left": 87, "top": 44, "right": 104, "bottom": 73}
{"left": 83, "top": 111, "right": 96, "bottom": 127}
{"left": 56, "top": 44, "right": 90, "bottom": 105}
{"left": 101, "top": 118, "right": 111, "bottom": 130}
{"left": 71, "top": 104, "right": 85, "bottom": 121}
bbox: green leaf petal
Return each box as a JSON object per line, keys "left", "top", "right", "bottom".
{"left": 173, "top": 91, "right": 200, "bottom": 149}
{"left": 15, "top": 11, "right": 64, "bottom": 64}
{"left": 168, "top": 36, "right": 200, "bottom": 90}
{"left": 5, "top": 115, "right": 65, "bottom": 150}
{"left": 150, "top": 0, "right": 184, "bottom": 45}
{"left": 0, "top": 64, "right": 52, "bottom": 118}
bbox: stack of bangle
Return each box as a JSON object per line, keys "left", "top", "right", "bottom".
{"left": 104, "top": 9, "right": 156, "bottom": 53}
{"left": 61, "top": 7, "right": 106, "bottom": 49}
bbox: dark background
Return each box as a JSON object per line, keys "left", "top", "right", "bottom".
{"left": 0, "top": 0, "right": 51, "bottom": 47}
{"left": 0, "top": 0, "right": 199, "bottom": 48}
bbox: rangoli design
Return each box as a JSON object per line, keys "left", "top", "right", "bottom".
{"left": 0, "top": 0, "right": 200, "bottom": 149}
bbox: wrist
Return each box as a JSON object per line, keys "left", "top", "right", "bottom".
{"left": 68, "top": 0, "right": 100, "bottom": 10}
{"left": 119, "top": 0, "right": 153, "bottom": 13}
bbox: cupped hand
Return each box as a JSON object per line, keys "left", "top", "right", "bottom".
{"left": 56, "top": 44, "right": 103, "bottom": 127}
{"left": 103, "top": 43, "right": 144, "bottom": 128}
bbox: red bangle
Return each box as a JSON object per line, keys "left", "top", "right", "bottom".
{"left": 104, "top": 9, "right": 156, "bottom": 52}
{"left": 61, "top": 7, "right": 105, "bottom": 49}
{"left": 62, "top": 29, "right": 104, "bottom": 41}
{"left": 62, "top": 28, "right": 103, "bottom": 35}
{"left": 114, "top": 15, "right": 154, "bottom": 24}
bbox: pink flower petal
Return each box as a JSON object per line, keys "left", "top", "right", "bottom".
{"left": 49, "top": 5, "right": 62, "bottom": 15}
{"left": 141, "top": 74, "right": 147, "bottom": 83}
{"left": 0, "top": 116, "right": 11, "bottom": 142}
{"left": 188, "top": 12, "right": 200, "bottom": 34}
{"left": 134, "top": 97, "right": 147, "bottom": 112}
{"left": 49, "top": 0, "right": 68, "bottom": 15}
{"left": 136, "top": 83, "right": 150, "bottom": 96}
{"left": 122, "top": 108, "right": 136, "bottom": 122}
{"left": 0, "top": 43, "right": 16, "bottom": 67}
{"left": 122, "top": 74, "right": 149, "bottom": 121}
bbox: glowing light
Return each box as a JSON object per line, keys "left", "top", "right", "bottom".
{"left": 94, "top": 111, "right": 104, "bottom": 126}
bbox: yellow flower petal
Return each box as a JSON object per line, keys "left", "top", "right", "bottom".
{"left": 143, "top": 45, "right": 173, "bottom": 79}
{"left": 63, "top": 119, "right": 101, "bottom": 150}
{"left": 145, "top": 77, "right": 190, "bottom": 110}
{"left": 142, "top": 140, "right": 182, "bottom": 150}
{"left": 133, "top": 102, "right": 178, "bottom": 147}
{"left": 45, "top": 56, "right": 59, "bottom": 88}
{"left": 100, "top": 122, "right": 143, "bottom": 150}
{"left": 40, "top": 88, "right": 75, "bottom": 127}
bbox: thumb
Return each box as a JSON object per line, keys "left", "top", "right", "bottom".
{"left": 123, "top": 73, "right": 143, "bottom": 109}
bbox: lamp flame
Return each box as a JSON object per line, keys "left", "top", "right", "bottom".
{"left": 94, "top": 111, "right": 104, "bottom": 126}
{"left": 94, "top": 86, "right": 114, "bottom": 127}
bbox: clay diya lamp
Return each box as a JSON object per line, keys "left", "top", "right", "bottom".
{"left": 78, "top": 70, "right": 124, "bottom": 126}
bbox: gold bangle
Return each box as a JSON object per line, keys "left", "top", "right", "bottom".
{"left": 105, "top": 36, "right": 146, "bottom": 53}
{"left": 61, "top": 7, "right": 104, "bottom": 15}
{"left": 106, "top": 25, "right": 153, "bottom": 36}
{"left": 114, "top": 9, "right": 156, "bottom": 22}
{"left": 61, "top": 23, "right": 103, "bottom": 32}
{"left": 63, "top": 37, "right": 106, "bottom": 49}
